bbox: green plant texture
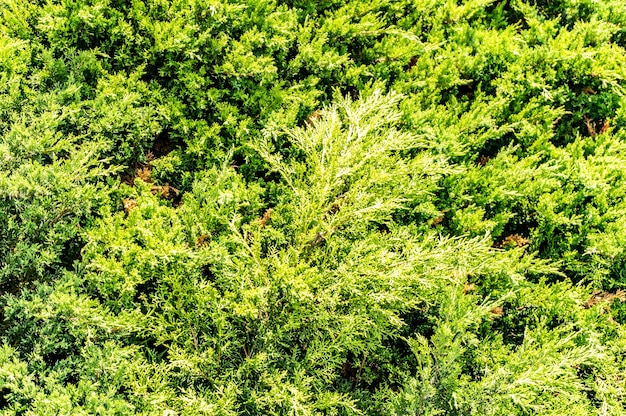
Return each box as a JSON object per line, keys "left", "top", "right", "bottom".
{"left": 2, "top": 0, "right": 626, "bottom": 414}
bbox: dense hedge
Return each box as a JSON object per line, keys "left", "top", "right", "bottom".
{"left": 2, "top": 0, "right": 626, "bottom": 414}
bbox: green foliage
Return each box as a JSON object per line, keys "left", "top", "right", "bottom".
{"left": 0, "top": 107, "right": 115, "bottom": 291}
{"left": 393, "top": 280, "right": 626, "bottom": 415}
{"left": 1, "top": 0, "right": 626, "bottom": 414}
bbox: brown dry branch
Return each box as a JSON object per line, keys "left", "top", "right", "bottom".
{"left": 584, "top": 115, "right": 597, "bottom": 137}
{"left": 497, "top": 234, "right": 529, "bottom": 248}
{"left": 463, "top": 282, "right": 476, "bottom": 294}
{"left": 583, "top": 289, "right": 626, "bottom": 309}
{"left": 123, "top": 198, "right": 137, "bottom": 214}
{"left": 151, "top": 184, "right": 179, "bottom": 200}
{"left": 196, "top": 234, "right": 211, "bottom": 247}
{"left": 259, "top": 208, "right": 273, "bottom": 227}
{"left": 582, "top": 86, "right": 597, "bottom": 95}
{"left": 306, "top": 109, "right": 322, "bottom": 126}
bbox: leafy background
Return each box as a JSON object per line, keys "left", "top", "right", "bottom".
{"left": 1, "top": 0, "right": 626, "bottom": 414}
